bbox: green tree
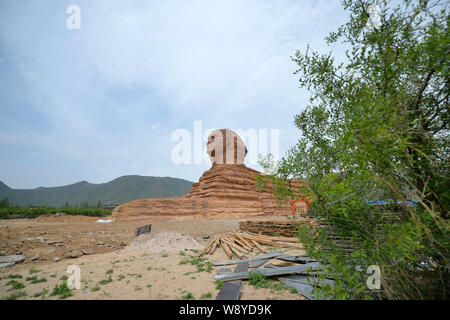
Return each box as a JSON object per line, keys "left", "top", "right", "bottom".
{"left": 259, "top": 0, "right": 449, "bottom": 299}
{"left": 80, "top": 201, "right": 89, "bottom": 209}
{"left": 96, "top": 200, "right": 102, "bottom": 208}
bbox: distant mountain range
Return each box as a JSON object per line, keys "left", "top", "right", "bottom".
{"left": 0, "top": 175, "right": 193, "bottom": 207}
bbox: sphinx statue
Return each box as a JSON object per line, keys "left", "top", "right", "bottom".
{"left": 112, "top": 129, "right": 300, "bottom": 222}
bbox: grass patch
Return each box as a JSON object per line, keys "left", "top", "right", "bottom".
{"left": 7, "top": 274, "right": 23, "bottom": 279}
{"left": 106, "top": 269, "right": 113, "bottom": 274}
{"left": 196, "top": 263, "right": 205, "bottom": 272}
{"left": 33, "top": 288, "right": 48, "bottom": 297}
{"left": 180, "top": 292, "right": 195, "bottom": 300}
{"left": 200, "top": 292, "right": 212, "bottom": 299}
{"left": 5, "top": 291, "right": 27, "bottom": 300}
{"left": 91, "top": 286, "right": 100, "bottom": 292}
{"left": 26, "top": 276, "right": 47, "bottom": 284}
{"left": 117, "top": 275, "right": 125, "bottom": 281}
{"left": 248, "top": 271, "right": 287, "bottom": 291}
{"left": 161, "top": 253, "right": 169, "bottom": 258}
{"left": 50, "top": 282, "right": 73, "bottom": 299}
{"left": 29, "top": 266, "right": 41, "bottom": 274}
{"left": 6, "top": 280, "right": 25, "bottom": 290}
{"left": 215, "top": 280, "right": 224, "bottom": 290}
{"left": 98, "top": 275, "right": 113, "bottom": 285}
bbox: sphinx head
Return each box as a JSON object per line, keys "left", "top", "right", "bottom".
{"left": 206, "top": 129, "right": 248, "bottom": 165}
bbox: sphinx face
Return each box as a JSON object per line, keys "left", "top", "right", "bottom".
{"left": 207, "top": 129, "right": 248, "bottom": 165}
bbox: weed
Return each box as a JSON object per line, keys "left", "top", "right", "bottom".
{"left": 248, "top": 271, "right": 287, "bottom": 291}
{"left": 6, "top": 280, "right": 25, "bottom": 290}
{"left": 215, "top": 280, "right": 224, "bottom": 290}
{"left": 180, "top": 292, "right": 195, "bottom": 300}
{"left": 200, "top": 292, "right": 212, "bottom": 299}
{"left": 106, "top": 269, "right": 113, "bottom": 274}
{"left": 50, "top": 282, "right": 73, "bottom": 299}
{"left": 26, "top": 276, "right": 47, "bottom": 284}
{"left": 98, "top": 275, "right": 113, "bottom": 285}
{"left": 5, "top": 291, "right": 27, "bottom": 300}
{"left": 7, "top": 274, "right": 23, "bottom": 279}
{"left": 33, "top": 288, "right": 48, "bottom": 297}
{"left": 29, "top": 266, "right": 41, "bottom": 274}
{"left": 91, "top": 286, "right": 100, "bottom": 292}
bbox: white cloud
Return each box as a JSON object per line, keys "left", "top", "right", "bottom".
{"left": 0, "top": 0, "right": 347, "bottom": 188}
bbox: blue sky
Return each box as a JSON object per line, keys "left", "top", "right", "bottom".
{"left": 0, "top": 0, "right": 347, "bottom": 188}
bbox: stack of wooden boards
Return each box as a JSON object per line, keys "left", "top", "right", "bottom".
{"left": 239, "top": 218, "right": 317, "bottom": 237}
{"left": 197, "top": 231, "right": 304, "bottom": 260}
{"left": 213, "top": 251, "right": 334, "bottom": 300}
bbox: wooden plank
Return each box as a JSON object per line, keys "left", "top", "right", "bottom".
{"left": 233, "top": 261, "right": 249, "bottom": 274}
{"left": 205, "top": 237, "right": 219, "bottom": 255}
{"left": 251, "top": 240, "right": 267, "bottom": 253}
{"left": 277, "top": 254, "right": 317, "bottom": 263}
{"left": 222, "top": 238, "right": 248, "bottom": 254}
{"left": 277, "top": 278, "right": 315, "bottom": 300}
{"left": 220, "top": 240, "right": 233, "bottom": 259}
{"left": 242, "top": 234, "right": 300, "bottom": 243}
{"left": 232, "top": 231, "right": 254, "bottom": 251}
{"left": 248, "top": 258, "right": 270, "bottom": 268}
{"left": 216, "top": 262, "right": 249, "bottom": 300}
{"left": 278, "top": 274, "right": 335, "bottom": 287}
{"left": 217, "top": 268, "right": 232, "bottom": 275}
{"left": 209, "top": 238, "right": 220, "bottom": 255}
{"left": 226, "top": 243, "right": 244, "bottom": 259}
{"left": 227, "top": 236, "right": 251, "bottom": 253}
{"left": 212, "top": 251, "right": 282, "bottom": 266}
{"left": 197, "top": 236, "right": 217, "bottom": 257}
{"left": 216, "top": 282, "right": 241, "bottom": 300}
{"left": 213, "top": 262, "right": 323, "bottom": 281}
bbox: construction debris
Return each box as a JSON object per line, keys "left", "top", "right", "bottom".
{"left": 212, "top": 251, "right": 283, "bottom": 266}
{"left": 210, "top": 250, "right": 332, "bottom": 300}
{"left": 216, "top": 262, "right": 248, "bottom": 300}
{"left": 135, "top": 224, "right": 151, "bottom": 237}
{"left": 197, "top": 231, "right": 304, "bottom": 260}
{"left": 213, "top": 262, "right": 323, "bottom": 282}
{"left": 239, "top": 219, "right": 317, "bottom": 237}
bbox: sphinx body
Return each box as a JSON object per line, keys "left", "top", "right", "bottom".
{"left": 112, "top": 129, "right": 299, "bottom": 222}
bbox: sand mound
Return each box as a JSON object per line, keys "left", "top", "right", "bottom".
{"left": 124, "top": 231, "right": 205, "bottom": 253}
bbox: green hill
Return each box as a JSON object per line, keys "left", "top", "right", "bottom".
{"left": 0, "top": 175, "right": 193, "bottom": 207}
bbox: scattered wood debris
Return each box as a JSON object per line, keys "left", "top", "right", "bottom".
{"left": 197, "top": 231, "right": 304, "bottom": 259}
{"left": 239, "top": 218, "right": 317, "bottom": 237}
{"left": 212, "top": 251, "right": 334, "bottom": 300}
{"left": 216, "top": 262, "right": 249, "bottom": 300}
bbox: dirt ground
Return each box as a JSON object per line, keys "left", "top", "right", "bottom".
{"left": 0, "top": 215, "right": 306, "bottom": 300}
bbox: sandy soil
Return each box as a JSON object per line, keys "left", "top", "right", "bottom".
{"left": 0, "top": 215, "right": 306, "bottom": 300}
